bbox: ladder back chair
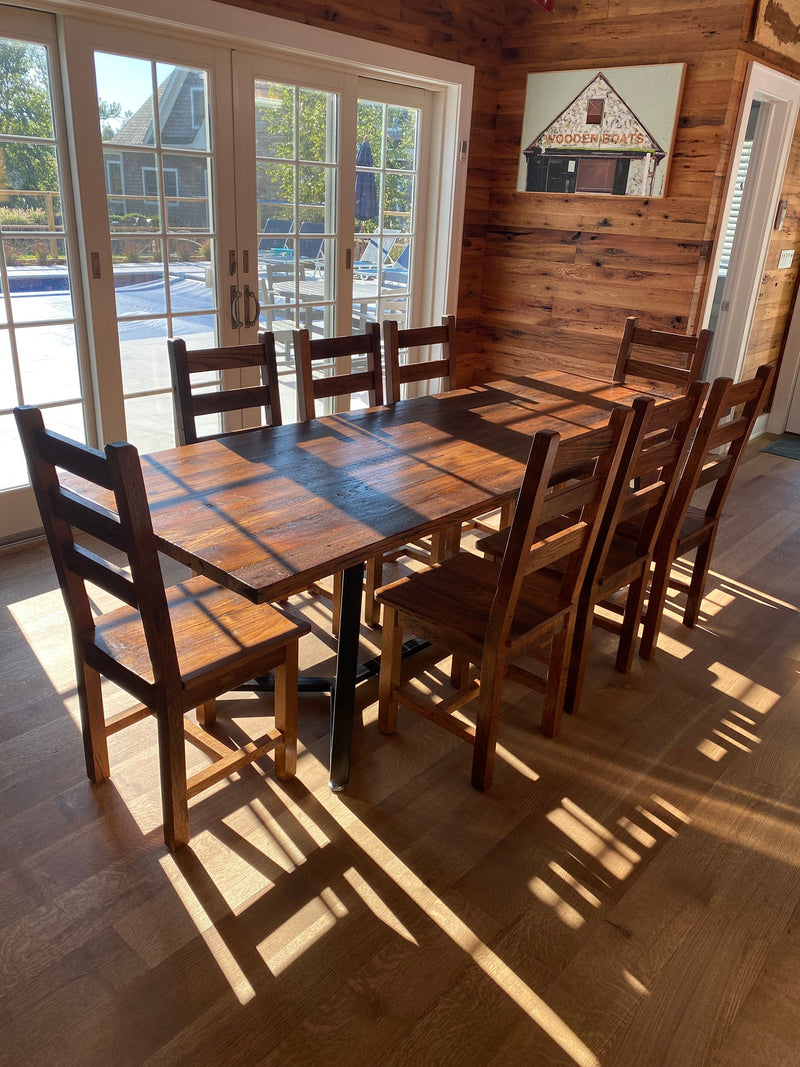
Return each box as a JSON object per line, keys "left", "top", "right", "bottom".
{"left": 15, "top": 405, "right": 309, "bottom": 851}
{"left": 167, "top": 332, "right": 282, "bottom": 445}
{"left": 293, "top": 322, "right": 383, "bottom": 422}
{"left": 383, "top": 314, "right": 456, "bottom": 404}
{"left": 560, "top": 380, "right": 707, "bottom": 713}
{"left": 375, "top": 408, "right": 635, "bottom": 791}
{"left": 478, "top": 380, "right": 707, "bottom": 717}
{"left": 639, "top": 364, "right": 775, "bottom": 658}
{"left": 292, "top": 323, "right": 384, "bottom": 631}
{"left": 363, "top": 315, "right": 461, "bottom": 626}
{"left": 613, "top": 316, "right": 712, "bottom": 394}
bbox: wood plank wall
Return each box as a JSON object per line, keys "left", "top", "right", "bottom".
{"left": 218, "top": 0, "right": 800, "bottom": 395}
{"left": 481, "top": 0, "right": 753, "bottom": 381}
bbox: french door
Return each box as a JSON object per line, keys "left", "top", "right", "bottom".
{"left": 1, "top": 9, "right": 440, "bottom": 541}
{"left": 0, "top": 6, "right": 90, "bottom": 538}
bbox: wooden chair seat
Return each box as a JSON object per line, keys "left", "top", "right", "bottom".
{"left": 94, "top": 575, "right": 304, "bottom": 693}
{"left": 376, "top": 409, "right": 635, "bottom": 790}
{"left": 14, "top": 405, "right": 310, "bottom": 851}
{"left": 378, "top": 552, "right": 574, "bottom": 662}
{"left": 639, "top": 365, "right": 774, "bottom": 657}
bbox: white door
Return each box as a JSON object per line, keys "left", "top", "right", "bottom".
{"left": 702, "top": 62, "right": 800, "bottom": 383}
{"left": 0, "top": 6, "right": 93, "bottom": 540}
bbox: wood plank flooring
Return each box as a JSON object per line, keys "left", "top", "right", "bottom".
{"left": 1, "top": 443, "right": 799, "bottom": 1066}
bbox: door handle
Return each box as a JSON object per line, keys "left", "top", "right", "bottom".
{"left": 230, "top": 284, "right": 243, "bottom": 329}
{"left": 244, "top": 283, "right": 261, "bottom": 329}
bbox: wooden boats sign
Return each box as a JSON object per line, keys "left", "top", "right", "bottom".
{"left": 518, "top": 65, "right": 686, "bottom": 198}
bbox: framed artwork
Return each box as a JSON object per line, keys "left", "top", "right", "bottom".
{"left": 518, "top": 64, "right": 686, "bottom": 198}
{"left": 753, "top": 0, "right": 800, "bottom": 63}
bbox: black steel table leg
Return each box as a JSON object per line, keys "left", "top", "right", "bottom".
{"left": 329, "top": 562, "right": 364, "bottom": 791}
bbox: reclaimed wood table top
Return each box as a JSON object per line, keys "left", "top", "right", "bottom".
{"left": 131, "top": 374, "right": 659, "bottom": 604}
{"left": 69, "top": 371, "right": 666, "bottom": 789}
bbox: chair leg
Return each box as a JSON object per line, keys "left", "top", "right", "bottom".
{"left": 639, "top": 556, "right": 672, "bottom": 660}
{"left": 615, "top": 570, "right": 648, "bottom": 674}
{"left": 471, "top": 657, "right": 505, "bottom": 791}
{"left": 562, "top": 590, "right": 594, "bottom": 717}
{"left": 378, "top": 606, "right": 403, "bottom": 734}
{"left": 274, "top": 642, "right": 299, "bottom": 780}
{"left": 450, "top": 654, "right": 469, "bottom": 689}
{"left": 77, "top": 661, "right": 110, "bottom": 782}
{"left": 364, "top": 556, "right": 382, "bottom": 628}
{"left": 499, "top": 500, "right": 514, "bottom": 529}
{"left": 683, "top": 531, "right": 715, "bottom": 627}
{"left": 541, "top": 619, "right": 574, "bottom": 738}
{"left": 196, "top": 698, "right": 216, "bottom": 726}
{"left": 157, "top": 701, "right": 190, "bottom": 852}
{"left": 332, "top": 571, "right": 342, "bottom": 637}
{"left": 75, "top": 661, "right": 110, "bottom": 781}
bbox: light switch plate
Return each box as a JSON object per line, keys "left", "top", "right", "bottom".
{"left": 778, "top": 249, "right": 794, "bottom": 269}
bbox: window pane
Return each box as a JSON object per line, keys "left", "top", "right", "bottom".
{"left": 119, "top": 315, "right": 169, "bottom": 393}
{"left": 124, "top": 391, "right": 176, "bottom": 452}
{"left": 17, "top": 323, "right": 81, "bottom": 404}
{"left": 95, "top": 53, "right": 154, "bottom": 146}
{"left": 156, "top": 64, "right": 209, "bottom": 150}
{"left": 164, "top": 154, "right": 210, "bottom": 232}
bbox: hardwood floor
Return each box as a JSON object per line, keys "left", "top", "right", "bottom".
{"left": 2, "top": 442, "right": 799, "bottom": 1066}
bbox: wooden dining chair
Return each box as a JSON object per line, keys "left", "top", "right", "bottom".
{"left": 478, "top": 380, "right": 707, "bottom": 718}
{"left": 292, "top": 323, "right": 384, "bottom": 631}
{"left": 383, "top": 315, "right": 456, "bottom": 403}
{"left": 362, "top": 316, "right": 460, "bottom": 626}
{"left": 613, "top": 316, "right": 712, "bottom": 394}
{"left": 15, "top": 405, "right": 310, "bottom": 851}
{"left": 167, "top": 333, "right": 282, "bottom": 445}
{"left": 375, "top": 408, "right": 635, "bottom": 791}
{"left": 559, "top": 380, "right": 708, "bottom": 712}
{"left": 639, "top": 364, "right": 774, "bottom": 659}
{"left": 293, "top": 322, "right": 383, "bottom": 422}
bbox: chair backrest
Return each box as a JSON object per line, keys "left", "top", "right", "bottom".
{"left": 14, "top": 405, "right": 181, "bottom": 702}
{"left": 353, "top": 233, "right": 398, "bottom": 273}
{"left": 167, "top": 333, "right": 282, "bottom": 445}
{"left": 298, "top": 221, "right": 325, "bottom": 262}
{"left": 487, "top": 408, "right": 635, "bottom": 653}
{"left": 384, "top": 241, "right": 410, "bottom": 287}
{"left": 657, "top": 364, "right": 775, "bottom": 549}
{"left": 613, "top": 316, "right": 712, "bottom": 393}
{"left": 383, "top": 315, "right": 456, "bottom": 403}
{"left": 293, "top": 324, "right": 383, "bottom": 422}
{"left": 258, "top": 217, "right": 292, "bottom": 253}
{"left": 599, "top": 380, "right": 708, "bottom": 563}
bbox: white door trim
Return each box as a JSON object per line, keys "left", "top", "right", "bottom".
{"left": 702, "top": 62, "right": 800, "bottom": 384}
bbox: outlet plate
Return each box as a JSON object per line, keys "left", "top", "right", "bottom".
{"left": 778, "top": 249, "right": 794, "bottom": 269}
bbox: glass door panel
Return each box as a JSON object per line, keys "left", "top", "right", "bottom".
{"left": 0, "top": 9, "right": 89, "bottom": 538}
{"left": 93, "top": 52, "right": 218, "bottom": 451}
{"left": 352, "top": 97, "right": 419, "bottom": 336}
{"left": 252, "top": 77, "right": 339, "bottom": 416}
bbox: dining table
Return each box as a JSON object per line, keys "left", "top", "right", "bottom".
{"left": 87, "top": 370, "right": 673, "bottom": 790}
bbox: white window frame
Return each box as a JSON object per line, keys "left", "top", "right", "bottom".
{"left": 48, "top": 0, "right": 473, "bottom": 323}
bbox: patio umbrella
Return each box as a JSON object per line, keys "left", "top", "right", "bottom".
{"left": 355, "top": 137, "right": 378, "bottom": 226}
